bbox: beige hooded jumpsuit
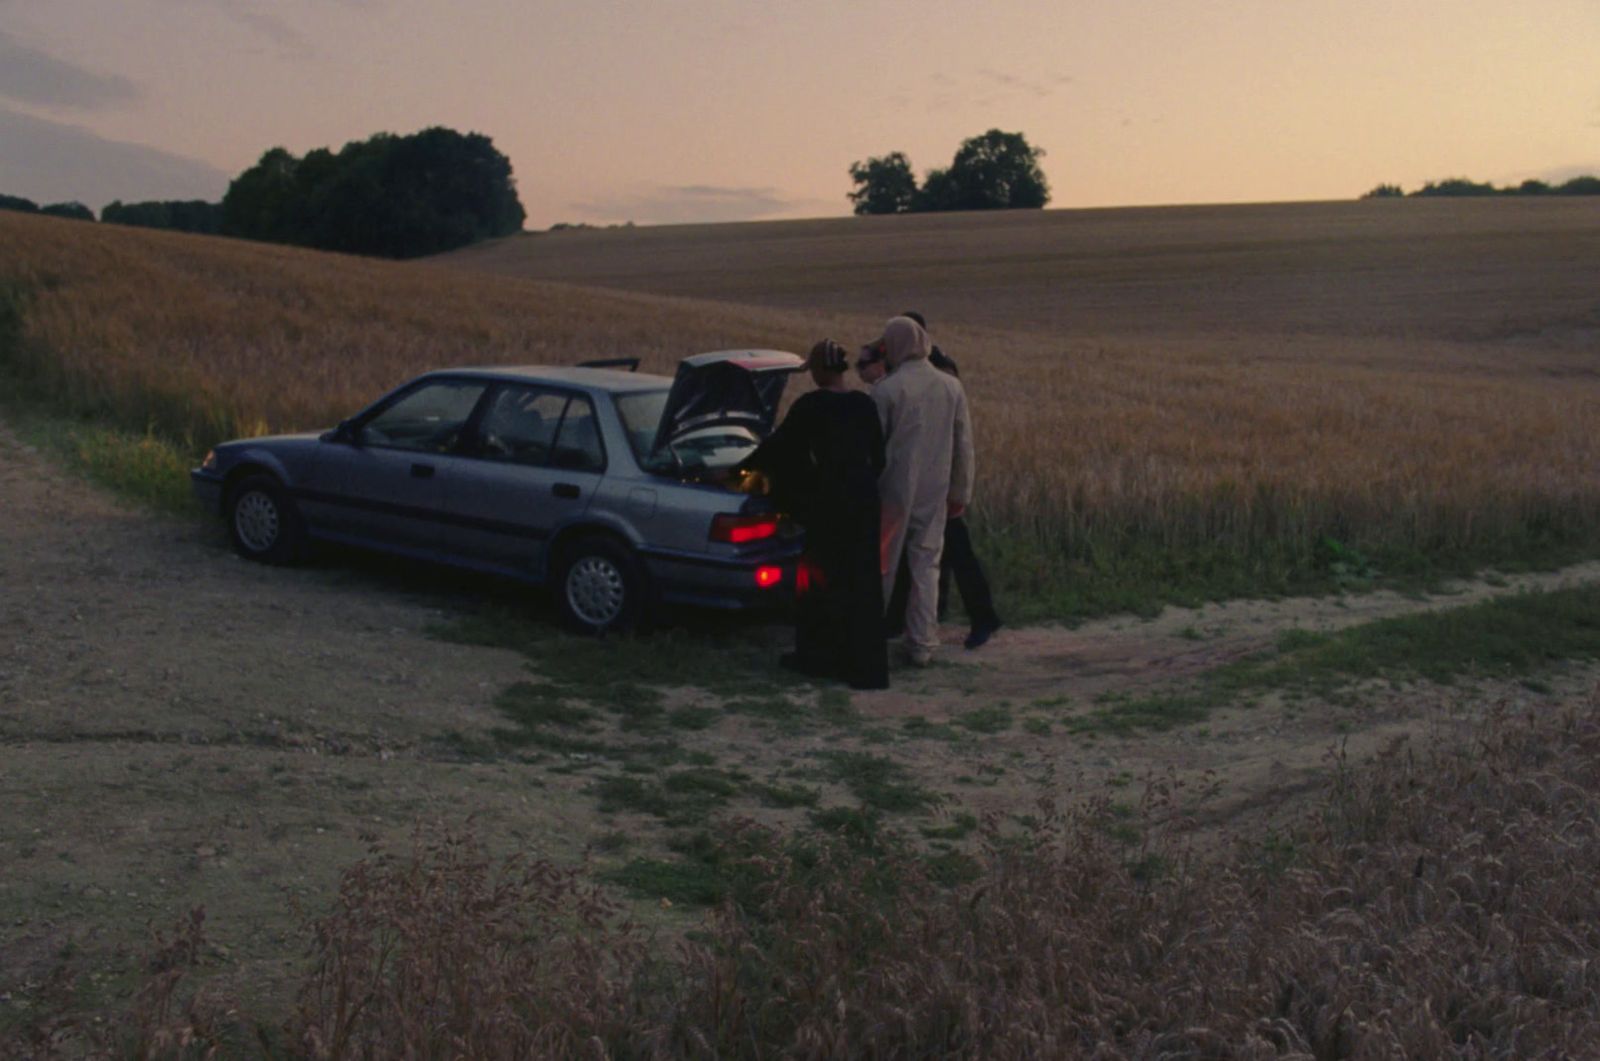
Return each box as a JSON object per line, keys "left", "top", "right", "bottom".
{"left": 872, "top": 316, "right": 975, "bottom": 663}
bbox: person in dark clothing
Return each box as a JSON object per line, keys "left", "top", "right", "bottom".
{"left": 740, "top": 339, "right": 889, "bottom": 690}
{"left": 885, "top": 311, "right": 1003, "bottom": 650}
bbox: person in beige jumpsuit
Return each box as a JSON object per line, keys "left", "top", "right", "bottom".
{"left": 870, "top": 316, "right": 974, "bottom": 665}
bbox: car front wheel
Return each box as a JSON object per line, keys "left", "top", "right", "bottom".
{"left": 556, "top": 535, "right": 647, "bottom": 635}
{"left": 226, "top": 474, "right": 305, "bottom": 564}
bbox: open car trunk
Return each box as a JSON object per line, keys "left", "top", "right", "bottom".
{"left": 644, "top": 349, "right": 804, "bottom": 482}
{"left": 651, "top": 350, "right": 805, "bottom": 454}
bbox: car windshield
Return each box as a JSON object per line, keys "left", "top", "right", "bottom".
{"left": 614, "top": 389, "right": 759, "bottom": 473}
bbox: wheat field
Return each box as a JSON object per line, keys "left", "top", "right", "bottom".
{"left": 5, "top": 200, "right": 1600, "bottom": 610}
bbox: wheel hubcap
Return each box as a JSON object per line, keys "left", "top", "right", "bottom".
{"left": 234, "top": 491, "right": 280, "bottom": 553}
{"left": 567, "top": 556, "right": 625, "bottom": 627}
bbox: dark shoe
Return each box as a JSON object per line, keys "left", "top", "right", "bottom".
{"left": 964, "top": 620, "right": 1002, "bottom": 650}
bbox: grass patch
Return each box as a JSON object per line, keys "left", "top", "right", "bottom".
{"left": 820, "top": 752, "right": 943, "bottom": 815}
{"left": 955, "top": 705, "right": 1014, "bottom": 734}
{"left": 0, "top": 397, "right": 196, "bottom": 515}
{"left": 919, "top": 812, "right": 978, "bottom": 841}
{"left": 902, "top": 716, "right": 963, "bottom": 742}
{"left": 816, "top": 689, "right": 859, "bottom": 727}
{"left": 723, "top": 695, "right": 806, "bottom": 726}
{"left": 594, "top": 767, "right": 747, "bottom": 825}
{"left": 981, "top": 525, "right": 1598, "bottom": 628}
{"left": 601, "top": 828, "right": 783, "bottom": 907}
{"left": 1072, "top": 584, "right": 1600, "bottom": 734}
{"left": 494, "top": 682, "right": 598, "bottom": 729}
{"left": 667, "top": 705, "right": 721, "bottom": 731}
{"left": 752, "top": 780, "right": 821, "bottom": 808}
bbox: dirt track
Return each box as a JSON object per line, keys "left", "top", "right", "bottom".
{"left": 3, "top": 419, "right": 1598, "bottom": 1003}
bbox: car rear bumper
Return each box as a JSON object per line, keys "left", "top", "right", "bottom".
{"left": 640, "top": 542, "right": 801, "bottom": 610}
{"left": 190, "top": 468, "right": 224, "bottom": 512}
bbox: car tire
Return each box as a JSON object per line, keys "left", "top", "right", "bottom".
{"left": 555, "top": 535, "right": 648, "bottom": 635}
{"left": 226, "top": 474, "right": 305, "bottom": 564}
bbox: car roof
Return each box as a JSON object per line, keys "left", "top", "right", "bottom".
{"left": 421, "top": 350, "right": 802, "bottom": 395}
{"left": 427, "top": 365, "right": 672, "bottom": 393}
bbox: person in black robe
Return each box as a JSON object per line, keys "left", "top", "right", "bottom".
{"left": 740, "top": 339, "right": 888, "bottom": 690}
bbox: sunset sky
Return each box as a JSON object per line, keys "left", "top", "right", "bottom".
{"left": 3, "top": 0, "right": 1597, "bottom": 228}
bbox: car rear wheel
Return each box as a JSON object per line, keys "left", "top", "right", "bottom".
{"left": 556, "top": 535, "right": 647, "bottom": 635}
{"left": 226, "top": 474, "right": 305, "bottom": 564}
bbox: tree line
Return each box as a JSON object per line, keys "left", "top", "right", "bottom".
{"left": 0, "top": 193, "right": 95, "bottom": 221}
{"left": 1364, "top": 176, "right": 1600, "bottom": 198}
{"left": 848, "top": 129, "right": 1050, "bottom": 214}
{"left": 1, "top": 126, "right": 526, "bottom": 259}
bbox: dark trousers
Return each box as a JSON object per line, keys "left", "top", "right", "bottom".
{"left": 887, "top": 515, "right": 999, "bottom": 633}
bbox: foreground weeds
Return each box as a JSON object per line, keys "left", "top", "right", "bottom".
{"left": 13, "top": 689, "right": 1600, "bottom": 1058}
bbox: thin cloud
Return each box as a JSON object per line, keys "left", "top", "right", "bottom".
{"left": 977, "top": 68, "right": 1053, "bottom": 99}
{"left": 223, "top": 6, "right": 313, "bottom": 55}
{"left": 0, "top": 30, "right": 139, "bottom": 109}
{"left": 157, "top": 0, "right": 316, "bottom": 57}
{"left": 570, "top": 184, "right": 809, "bottom": 226}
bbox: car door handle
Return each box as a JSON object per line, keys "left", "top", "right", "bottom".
{"left": 552, "top": 482, "right": 580, "bottom": 499}
{"left": 411, "top": 463, "right": 435, "bottom": 479}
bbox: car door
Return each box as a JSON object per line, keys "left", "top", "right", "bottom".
{"left": 441, "top": 384, "right": 606, "bottom": 578}
{"left": 299, "top": 377, "right": 490, "bottom": 553}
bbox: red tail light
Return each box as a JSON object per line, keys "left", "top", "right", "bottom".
{"left": 710, "top": 513, "right": 779, "bottom": 544}
{"left": 755, "top": 565, "right": 783, "bottom": 588}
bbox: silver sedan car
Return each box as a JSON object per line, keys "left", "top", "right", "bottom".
{"left": 191, "top": 350, "right": 806, "bottom": 632}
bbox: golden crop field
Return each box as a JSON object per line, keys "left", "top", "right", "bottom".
{"left": 4, "top": 200, "right": 1600, "bottom": 611}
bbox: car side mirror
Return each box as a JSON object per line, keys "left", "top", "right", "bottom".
{"left": 325, "top": 419, "right": 363, "bottom": 445}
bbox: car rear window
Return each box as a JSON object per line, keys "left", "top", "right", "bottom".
{"left": 616, "top": 388, "right": 760, "bottom": 474}
{"left": 614, "top": 389, "right": 671, "bottom": 465}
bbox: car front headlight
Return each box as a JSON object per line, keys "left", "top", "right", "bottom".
{"left": 200, "top": 449, "right": 218, "bottom": 472}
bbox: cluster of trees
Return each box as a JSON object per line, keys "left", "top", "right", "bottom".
{"left": 0, "top": 193, "right": 94, "bottom": 221}
{"left": 102, "top": 199, "right": 223, "bottom": 233}
{"left": 3, "top": 193, "right": 229, "bottom": 232}
{"left": 1364, "top": 175, "right": 1600, "bottom": 198}
{"left": 848, "top": 129, "right": 1050, "bottom": 215}
{"left": 221, "top": 127, "right": 525, "bottom": 258}
{"left": 3, "top": 126, "right": 526, "bottom": 259}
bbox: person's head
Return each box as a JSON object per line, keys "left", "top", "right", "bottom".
{"left": 807, "top": 338, "right": 850, "bottom": 387}
{"left": 903, "top": 309, "right": 958, "bottom": 376}
{"left": 874, "top": 315, "right": 931, "bottom": 370}
{"left": 855, "top": 339, "right": 888, "bottom": 384}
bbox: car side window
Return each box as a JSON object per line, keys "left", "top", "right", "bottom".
{"left": 361, "top": 380, "right": 487, "bottom": 453}
{"left": 477, "top": 386, "right": 568, "bottom": 465}
{"left": 550, "top": 395, "right": 605, "bottom": 472}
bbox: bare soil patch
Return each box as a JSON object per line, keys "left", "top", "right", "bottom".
{"left": 3, "top": 418, "right": 1597, "bottom": 1014}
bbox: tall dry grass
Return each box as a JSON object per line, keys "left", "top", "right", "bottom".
{"left": 5, "top": 205, "right": 1600, "bottom": 603}
{"left": 0, "top": 211, "right": 824, "bottom": 446}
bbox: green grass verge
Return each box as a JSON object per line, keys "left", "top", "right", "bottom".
{"left": 1073, "top": 583, "right": 1600, "bottom": 734}
{"left": 0, "top": 386, "right": 197, "bottom": 515}
{"left": 1, "top": 283, "right": 199, "bottom": 514}
{"left": 977, "top": 524, "right": 1599, "bottom": 627}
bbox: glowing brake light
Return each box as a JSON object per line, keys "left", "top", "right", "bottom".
{"left": 710, "top": 513, "right": 780, "bottom": 544}
{"left": 754, "top": 565, "right": 783, "bottom": 588}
